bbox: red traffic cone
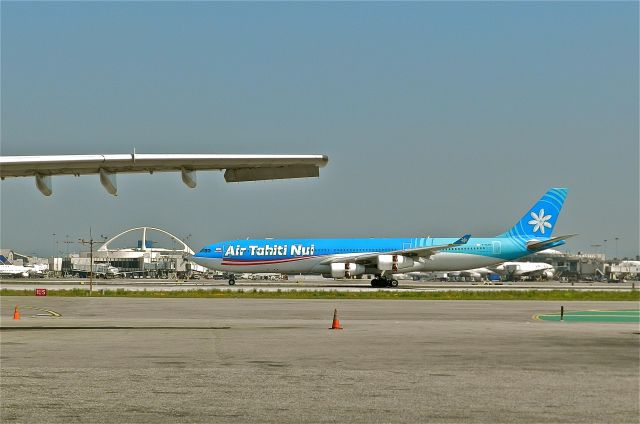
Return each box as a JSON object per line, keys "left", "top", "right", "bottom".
{"left": 13, "top": 305, "right": 20, "bottom": 320}
{"left": 329, "top": 308, "right": 342, "bottom": 330}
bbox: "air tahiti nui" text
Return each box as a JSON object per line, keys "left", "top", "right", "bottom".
{"left": 224, "top": 244, "right": 315, "bottom": 257}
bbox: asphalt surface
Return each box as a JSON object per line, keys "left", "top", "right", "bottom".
{"left": 1, "top": 297, "right": 639, "bottom": 423}
{"left": 2, "top": 278, "right": 637, "bottom": 292}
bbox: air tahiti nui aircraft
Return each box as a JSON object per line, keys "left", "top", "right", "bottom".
{"left": 192, "top": 188, "right": 575, "bottom": 287}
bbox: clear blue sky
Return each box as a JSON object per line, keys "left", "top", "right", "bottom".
{"left": 1, "top": 2, "right": 638, "bottom": 259}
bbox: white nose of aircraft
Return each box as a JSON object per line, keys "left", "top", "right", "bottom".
{"left": 189, "top": 255, "right": 208, "bottom": 269}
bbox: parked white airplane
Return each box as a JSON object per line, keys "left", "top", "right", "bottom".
{"left": 449, "top": 267, "right": 493, "bottom": 280}
{"left": 493, "top": 262, "right": 555, "bottom": 280}
{"left": 0, "top": 263, "right": 47, "bottom": 277}
{"left": 0, "top": 152, "right": 328, "bottom": 196}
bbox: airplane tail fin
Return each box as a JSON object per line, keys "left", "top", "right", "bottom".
{"left": 499, "top": 188, "right": 568, "bottom": 239}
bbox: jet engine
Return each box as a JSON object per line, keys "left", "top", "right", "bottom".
{"left": 330, "top": 262, "right": 365, "bottom": 278}
{"left": 543, "top": 269, "right": 555, "bottom": 279}
{"left": 377, "top": 255, "right": 414, "bottom": 272}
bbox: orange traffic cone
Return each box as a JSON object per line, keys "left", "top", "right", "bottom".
{"left": 13, "top": 305, "right": 20, "bottom": 320}
{"left": 329, "top": 308, "right": 342, "bottom": 330}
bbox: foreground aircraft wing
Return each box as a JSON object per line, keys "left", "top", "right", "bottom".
{"left": 0, "top": 153, "right": 329, "bottom": 196}
{"left": 526, "top": 234, "right": 577, "bottom": 251}
{"left": 322, "top": 234, "right": 471, "bottom": 265}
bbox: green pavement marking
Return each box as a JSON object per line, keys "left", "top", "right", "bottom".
{"left": 535, "top": 309, "right": 640, "bottom": 323}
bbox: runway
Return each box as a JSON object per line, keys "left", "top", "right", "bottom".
{"left": 1, "top": 296, "right": 638, "bottom": 423}
{"left": 1, "top": 278, "right": 636, "bottom": 292}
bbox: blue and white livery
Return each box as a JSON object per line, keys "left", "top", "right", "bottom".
{"left": 192, "top": 188, "right": 575, "bottom": 286}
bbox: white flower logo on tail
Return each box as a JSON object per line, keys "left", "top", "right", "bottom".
{"left": 528, "top": 209, "right": 552, "bottom": 234}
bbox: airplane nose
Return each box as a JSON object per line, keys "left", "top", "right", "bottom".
{"left": 189, "top": 255, "right": 206, "bottom": 267}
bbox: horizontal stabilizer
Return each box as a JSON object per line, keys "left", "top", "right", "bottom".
{"left": 526, "top": 234, "right": 577, "bottom": 251}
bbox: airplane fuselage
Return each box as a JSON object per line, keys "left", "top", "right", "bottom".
{"left": 494, "top": 262, "right": 554, "bottom": 277}
{"left": 192, "top": 188, "right": 571, "bottom": 283}
{"left": 192, "top": 236, "right": 534, "bottom": 275}
{"left": 0, "top": 265, "right": 33, "bottom": 277}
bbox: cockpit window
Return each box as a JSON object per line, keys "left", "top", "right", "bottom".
{"left": 199, "top": 248, "right": 212, "bottom": 253}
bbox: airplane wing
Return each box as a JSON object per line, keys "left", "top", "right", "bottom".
{"left": 0, "top": 153, "right": 329, "bottom": 196}
{"left": 526, "top": 234, "right": 577, "bottom": 251}
{"left": 321, "top": 234, "right": 471, "bottom": 265}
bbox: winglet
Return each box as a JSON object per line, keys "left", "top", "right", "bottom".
{"left": 453, "top": 234, "right": 471, "bottom": 245}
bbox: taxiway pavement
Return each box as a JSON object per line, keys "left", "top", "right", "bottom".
{"left": 1, "top": 297, "right": 638, "bottom": 423}
{"left": 1, "top": 278, "right": 635, "bottom": 293}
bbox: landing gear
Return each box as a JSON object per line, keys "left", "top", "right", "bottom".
{"left": 370, "top": 276, "right": 399, "bottom": 288}
{"left": 228, "top": 274, "right": 236, "bottom": 286}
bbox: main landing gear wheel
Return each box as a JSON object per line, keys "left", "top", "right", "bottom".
{"left": 228, "top": 277, "right": 236, "bottom": 286}
{"left": 371, "top": 278, "right": 398, "bottom": 288}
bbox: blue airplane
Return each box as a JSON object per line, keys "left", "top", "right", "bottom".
{"left": 192, "top": 188, "right": 575, "bottom": 287}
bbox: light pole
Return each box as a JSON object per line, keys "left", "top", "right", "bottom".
{"left": 78, "top": 228, "right": 97, "bottom": 296}
{"left": 614, "top": 237, "right": 619, "bottom": 260}
{"left": 52, "top": 233, "right": 56, "bottom": 258}
{"left": 603, "top": 240, "right": 608, "bottom": 260}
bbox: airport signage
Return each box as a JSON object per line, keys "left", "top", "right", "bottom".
{"left": 35, "top": 288, "right": 47, "bottom": 296}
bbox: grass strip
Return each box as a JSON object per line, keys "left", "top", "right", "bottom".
{"left": 2, "top": 288, "right": 639, "bottom": 301}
